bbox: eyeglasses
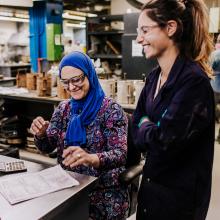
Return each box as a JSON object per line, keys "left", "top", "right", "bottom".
{"left": 136, "top": 25, "right": 159, "bottom": 36}
{"left": 60, "top": 74, "right": 85, "bottom": 89}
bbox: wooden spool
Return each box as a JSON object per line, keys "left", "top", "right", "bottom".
{"left": 36, "top": 73, "right": 52, "bottom": 97}
{"left": 16, "top": 73, "right": 26, "bottom": 88}
{"left": 26, "top": 73, "right": 37, "bottom": 90}
{"left": 57, "top": 77, "right": 70, "bottom": 99}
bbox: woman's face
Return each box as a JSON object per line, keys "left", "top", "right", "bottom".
{"left": 61, "top": 66, "right": 90, "bottom": 100}
{"left": 136, "top": 10, "right": 172, "bottom": 59}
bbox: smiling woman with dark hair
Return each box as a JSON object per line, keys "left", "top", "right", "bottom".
{"left": 132, "top": 0, "right": 215, "bottom": 220}
{"left": 30, "top": 51, "right": 129, "bottom": 220}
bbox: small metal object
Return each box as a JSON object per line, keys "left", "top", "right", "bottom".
{"left": 76, "top": 153, "right": 81, "bottom": 159}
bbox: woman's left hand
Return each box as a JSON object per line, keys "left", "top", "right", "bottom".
{"left": 62, "top": 146, "right": 100, "bottom": 168}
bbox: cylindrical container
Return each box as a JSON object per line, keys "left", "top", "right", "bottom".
{"left": 36, "top": 73, "right": 52, "bottom": 97}
{"left": 133, "top": 80, "right": 145, "bottom": 106}
{"left": 36, "top": 75, "right": 47, "bottom": 97}
{"left": 57, "top": 77, "right": 71, "bottom": 99}
{"left": 99, "top": 79, "right": 116, "bottom": 99}
{"left": 116, "top": 80, "right": 134, "bottom": 104}
{"left": 16, "top": 73, "right": 26, "bottom": 88}
{"left": 26, "top": 73, "right": 37, "bottom": 90}
{"left": 46, "top": 73, "right": 52, "bottom": 96}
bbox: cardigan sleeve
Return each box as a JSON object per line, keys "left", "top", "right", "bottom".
{"left": 132, "top": 75, "right": 214, "bottom": 155}
{"left": 34, "top": 101, "right": 68, "bottom": 154}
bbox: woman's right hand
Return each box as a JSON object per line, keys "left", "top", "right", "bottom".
{"left": 30, "top": 116, "right": 49, "bottom": 138}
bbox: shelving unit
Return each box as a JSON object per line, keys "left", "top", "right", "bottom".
{"left": 86, "top": 14, "right": 124, "bottom": 76}
{"left": 87, "top": 31, "right": 124, "bottom": 35}
{"left": 0, "top": 91, "right": 58, "bottom": 164}
{"left": 122, "top": 13, "right": 157, "bottom": 79}
{"left": 90, "top": 54, "right": 122, "bottom": 59}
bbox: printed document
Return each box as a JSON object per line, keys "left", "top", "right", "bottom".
{"left": 0, "top": 165, "right": 79, "bottom": 204}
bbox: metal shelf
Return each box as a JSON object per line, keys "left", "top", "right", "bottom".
{"left": 88, "top": 31, "right": 123, "bottom": 35}
{"left": 91, "top": 54, "right": 122, "bottom": 59}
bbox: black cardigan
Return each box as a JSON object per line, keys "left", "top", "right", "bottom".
{"left": 132, "top": 56, "right": 215, "bottom": 220}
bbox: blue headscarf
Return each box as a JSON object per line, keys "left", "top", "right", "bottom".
{"left": 59, "top": 51, "right": 105, "bottom": 146}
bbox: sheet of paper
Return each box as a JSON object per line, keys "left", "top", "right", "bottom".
{"left": 0, "top": 165, "right": 79, "bottom": 204}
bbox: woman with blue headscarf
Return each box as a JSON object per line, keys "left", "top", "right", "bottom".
{"left": 30, "top": 51, "right": 129, "bottom": 219}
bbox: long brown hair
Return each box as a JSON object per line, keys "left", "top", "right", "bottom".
{"left": 142, "top": 0, "right": 214, "bottom": 77}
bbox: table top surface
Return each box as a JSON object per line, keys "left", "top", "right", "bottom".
{"left": 0, "top": 88, "right": 136, "bottom": 109}
{"left": 0, "top": 77, "right": 16, "bottom": 82}
{"left": 0, "top": 155, "right": 97, "bottom": 220}
{"left": 0, "top": 88, "right": 62, "bottom": 104}
{"left": 0, "top": 63, "right": 31, "bottom": 67}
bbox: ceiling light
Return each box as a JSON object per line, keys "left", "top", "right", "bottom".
{"left": 0, "top": 16, "right": 29, "bottom": 23}
{"left": 65, "top": 22, "right": 86, "bottom": 28}
{"left": 14, "top": 13, "right": 29, "bottom": 19}
{"left": 0, "top": 11, "right": 13, "bottom": 17}
{"left": 87, "top": 14, "right": 97, "bottom": 17}
{"left": 64, "top": 10, "right": 97, "bottom": 18}
{"left": 63, "top": 12, "right": 86, "bottom": 21}
{"left": 94, "top": 5, "right": 110, "bottom": 12}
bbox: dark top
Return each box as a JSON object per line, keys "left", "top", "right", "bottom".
{"left": 132, "top": 56, "right": 215, "bottom": 220}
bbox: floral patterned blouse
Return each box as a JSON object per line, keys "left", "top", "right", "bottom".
{"left": 34, "top": 97, "right": 129, "bottom": 219}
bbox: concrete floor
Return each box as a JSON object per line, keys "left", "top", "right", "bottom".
{"left": 128, "top": 124, "right": 220, "bottom": 220}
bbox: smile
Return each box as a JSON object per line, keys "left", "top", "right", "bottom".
{"left": 143, "top": 44, "right": 150, "bottom": 48}
{"left": 69, "top": 87, "right": 81, "bottom": 92}
{"left": 73, "top": 88, "right": 81, "bottom": 92}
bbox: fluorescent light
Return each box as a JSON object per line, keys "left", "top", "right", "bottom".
{"left": 87, "top": 14, "right": 97, "bottom": 17}
{"left": 63, "top": 12, "right": 86, "bottom": 21}
{"left": 0, "top": 0, "right": 33, "bottom": 7}
{"left": 64, "top": 10, "right": 97, "bottom": 18}
{"left": 65, "top": 23, "right": 86, "bottom": 28}
{"left": 14, "top": 13, "right": 29, "bottom": 19}
{"left": 0, "top": 16, "right": 29, "bottom": 23}
{"left": 0, "top": 11, "right": 13, "bottom": 17}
